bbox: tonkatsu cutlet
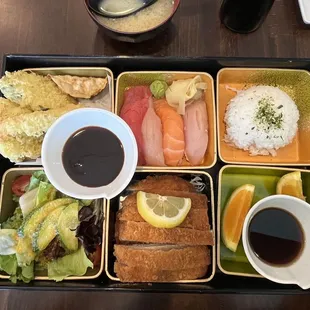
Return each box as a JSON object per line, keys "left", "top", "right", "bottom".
{"left": 117, "top": 221, "right": 214, "bottom": 246}
{"left": 118, "top": 198, "right": 210, "bottom": 230}
{"left": 114, "top": 244, "right": 210, "bottom": 270}
{"left": 114, "top": 263, "right": 208, "bottom": 283}
{"left": 129, "top": 175, "right": 195, "bottom": 192}
{"left": 0, "top": 71, "right": 76, "bottom": 110}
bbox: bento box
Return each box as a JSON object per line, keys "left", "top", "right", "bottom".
{"left": 1, "top": 54, "right": 310, "bottom": 294}
{"left": 105, "top": 170, "right": 215, "bottom": 284}
{"left": 217, "top": 68, "right": 310, "bottom": 166}
{"left": 0, "top": 67, "right": 114, "bottom": 166}
{"left": 0, "top": 167, "right": 105, "bottom": 281}
{"left": 115, "top": 71, "right": 217, "bottom": 170}
{"left": 217, "top": 165, "right": 310, "bottom": 278}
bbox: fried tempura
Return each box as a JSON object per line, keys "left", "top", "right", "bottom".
{"left": 0, "top": 135, "right": 43, "bottom": 162}
{"left": 0, "top": 104, "right": 81, "bottom": 138}
{"left": 0, "top": 71, "right": 77, "bottom": 110}
{"left": 0, "top": 98, "right": 32, "bottom": 122}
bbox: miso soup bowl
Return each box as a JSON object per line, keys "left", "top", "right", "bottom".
{"left": 42, "top": 108, "right": 138, "bottom": 200}
{"left": 242, "top": 195, "right": 310, "bottom": 290}
{"left": 84, "top": 0, "right": 180, "bottom": 43}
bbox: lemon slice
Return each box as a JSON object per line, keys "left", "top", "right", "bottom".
{"left": 222, "top": 184, "right": 255, "bottom": 252}
{"left": 276, "top": 171, "right": 306, "bottom": 200}
{"left": 137, "top": 191, "right": 191, "bottom": 228}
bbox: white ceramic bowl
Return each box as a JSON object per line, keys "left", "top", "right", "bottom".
{"left": 242, "top": 195, "right": 310, "bottom": 290}
{"left": 41, "top": 108, "right": 138, "bottom": 200}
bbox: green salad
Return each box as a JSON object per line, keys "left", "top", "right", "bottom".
{"left": 0, "top": 171, "right": 103, "bottom": 283}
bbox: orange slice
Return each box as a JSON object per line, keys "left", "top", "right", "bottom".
{"left": 276, "top": 171, "right": 306, "bottom": 201}
{"left": 222, "top": 184, "right": 255, "bottom": 252}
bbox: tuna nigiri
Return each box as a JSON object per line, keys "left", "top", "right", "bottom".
{"left": 120, "top": 86, "right": 151, "bottom": 165}
{"left": 154, "top": 99, "right": 185, "bottom": 166}
{"left": 184, "top": 100, "right": 208, "bottom": 165}
{"left": 141, "top": 98, "right": 165, "bottom": 166}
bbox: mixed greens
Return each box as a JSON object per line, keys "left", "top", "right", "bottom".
{"left": 0, "top": 171, "right": 103, "bottom": 282}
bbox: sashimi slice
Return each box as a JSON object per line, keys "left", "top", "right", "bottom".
{"left": 184, "top": 100, "right": 208, "bottom": 165}
{"left": 120, "top": 86, "right": 151, "bottom": 165}
{"left": 154, "top": 99, "right": 185, "bottom": 166}
{"left": 141, "top": 98, "right": 165, "bottom": 166}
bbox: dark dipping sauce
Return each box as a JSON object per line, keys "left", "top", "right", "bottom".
{"left": 249, "top": 208, "right": 304, "bottom": 266}
{"left": 62, "top": 126, "right": 124, "bottom": 187}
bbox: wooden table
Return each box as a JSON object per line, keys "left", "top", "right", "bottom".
{"left": 1, "top": 0, "right": 310, "bottom": 309}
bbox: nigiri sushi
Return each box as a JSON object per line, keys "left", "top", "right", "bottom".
{"left": 184, "top": 100, "right": 208, "bottom": 165}
{"left": 154, "top": 99, "right": 185, "bottom": 166}
{"left": 120, "top": 86, "right": 151, "bottom": 165}
{"left": 141, "top": 98, "right": 165, "bottom": 166}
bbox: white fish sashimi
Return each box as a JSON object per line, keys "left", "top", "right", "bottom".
{"left": 184, "top": 100, "right": 208, "bottom": 165}
{"left": 142, "top": 99, "right": 165, "bottom": 166}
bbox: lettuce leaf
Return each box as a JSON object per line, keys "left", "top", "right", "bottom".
{"left": 27, "top": 171, "right": 49, "bottom": 192}
{"left": 1, "top": 207, "right": 23, "bottom": 230}
{"left": 0, "top": 229, "right": 17, "bottom": 255}
{"left": 36, "top": 182, "right": 56, "bottom": 207}
{"left": 0, "top": 255, "right": 34, "bottom": 283}
{"left": 47, "top": 247, "right": 93, "bottom": 282}
{"left": 0, "top": 254, "right": 17, "bottom": 275}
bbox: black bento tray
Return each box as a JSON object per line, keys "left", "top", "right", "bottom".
{"left": 0, "top": 54, "right": 309, "bottom": 294}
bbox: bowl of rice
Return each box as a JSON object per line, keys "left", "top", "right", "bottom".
{"left": 84, "top": 0, "right": 180, "bottom": 43}
{"left": 217, "top": 68, "right": 310, "bottom": 166}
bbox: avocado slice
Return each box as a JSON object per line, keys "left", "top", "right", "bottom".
{"left": 58, "top": 203, "right": 80, "bottom": 252}
{"left": 32, "top": 206, "right": 66, "bottom": 252}
{"left": 19, "top": 198, "right": 75, "bottom": 238}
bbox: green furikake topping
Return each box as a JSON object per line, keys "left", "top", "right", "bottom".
{"left": 255, "top": 96, "right": 283, "bottom": 130}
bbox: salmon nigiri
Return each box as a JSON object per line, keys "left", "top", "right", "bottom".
{"left": 141, "top": 98, "right": 165, "bottom": 166}
{"left": 184, "top": 100, "right": 208, "bottom": 165}
{"left": 154, "top": 99, "right": 185, "bottom": 166}
{"left": 120, "top": 86, "right": 151, "bottom": 165}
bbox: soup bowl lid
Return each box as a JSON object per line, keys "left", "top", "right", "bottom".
{"left": 41, "top": 108, "right": 138, "bottom": 200}
{"left": 242, "top": 194, "right": 310, "bottom": 290}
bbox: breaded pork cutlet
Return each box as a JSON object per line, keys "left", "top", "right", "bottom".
{"left": 117, "top": 221, "right": 214, "bottom": 246}
{"left": 0, "top": 135, "right": 43, "bottom": 162}
{"left": 0, "top": 71, "right": 76, "bottom": 110}
{"left": 114, "top": 245, "right": 210, "bottom": 270}
{"left": 129, "top": 175, "right": 195, "bottom": 192}
{"left": 0, "top": 104, "right": 80, "bottom": 138}
{"left": 118, "top": 196, "right": 210, "bottom": 230}
{"left": 114, "top": 263, "right": 208, "bottom": 282}
{"left": 0, "top": 98, "right": 32, "bottom": 122}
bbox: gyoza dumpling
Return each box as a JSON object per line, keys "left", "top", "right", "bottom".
{"left": 50, "top": 75, "right": 108, "bottom": 99}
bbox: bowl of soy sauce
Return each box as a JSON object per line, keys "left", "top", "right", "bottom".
{"left": 41, "top": 108, "right": 138, "bottom": 200}
{"left": 242, "top": 195, "right": 310, "bottom": 290}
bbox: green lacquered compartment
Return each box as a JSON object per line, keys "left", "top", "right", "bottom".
{"left": 217, "top": 165, "right": 310, "bottom": 278}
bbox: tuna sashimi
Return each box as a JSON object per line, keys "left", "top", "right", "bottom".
{"left": 141, "top": 98, "right": 165, "bottom": 166}
{"left": 120, "top": 86, "right": 151, "bottom": 165}
{"left": 154, "top": 99, "right": 185, "bottom": 166}
{"left": 184, "top": 100, "right": 208, "bottom": 165}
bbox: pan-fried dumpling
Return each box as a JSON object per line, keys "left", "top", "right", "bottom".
{"left": 50, "top": 75, "right": 108, "bottom": 99}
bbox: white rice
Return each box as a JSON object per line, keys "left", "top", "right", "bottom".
{"left": 224, "top": 86, "right": 299, "bottom": 156}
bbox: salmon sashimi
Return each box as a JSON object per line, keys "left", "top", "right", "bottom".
{"left": 120, "top": 86, "right": 151, "bottom": 165}
{"left": 184, "top": 100, "right": 208, "bottom": 165}
{"left": 141, "top": 98, "right": 165, "bottom": 166}
{"left": 154, "top": 99, "right": 185, "bottom": 166}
